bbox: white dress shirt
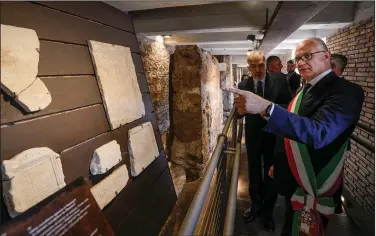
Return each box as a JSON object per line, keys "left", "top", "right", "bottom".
{"left": 268, "top": 69, "right": 332, "bottom": 116}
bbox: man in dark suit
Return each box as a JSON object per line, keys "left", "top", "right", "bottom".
{"left": 286, "top": 60, "right": 301, "bottom": 97}
{"left": 330, "top": 53, "right": 349, "bottom": 214}
{"left": 237, "top": 51, "right": 291, "bottom": 232}
{"left": 228, "top": 38, "right": 364, "bottom": 236}
{"left": 331, "top": 53, "right": 348, "bottom": 78}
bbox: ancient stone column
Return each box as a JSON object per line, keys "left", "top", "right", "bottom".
{"left": 217, "top": 56, "right": 234, "bottom": 123}
{"left": 171, "top": 45, "right": 223, "bottom": 180}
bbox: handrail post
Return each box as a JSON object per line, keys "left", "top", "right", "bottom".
{"left": 178, "top": 107, "right": 236, "bottom": 236}
{"left": 223, "top": 118, "right": 243, "bottom": 236}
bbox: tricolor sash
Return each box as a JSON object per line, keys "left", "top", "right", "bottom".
{"left": 284, "top": 90, "right": 348, "bottom": 236}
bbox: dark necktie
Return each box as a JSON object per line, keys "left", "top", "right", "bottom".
{"left": 256, "top": 81, "right": 263, "bottom": 97}
{"left": 302, "top": 83, "right": 312, "bottom": 96}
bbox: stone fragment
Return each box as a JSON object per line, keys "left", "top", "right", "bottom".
{"left": 1, "top": 148, "right": 66, "bottom": 218}
{"left": 1, "top": 24, "right": 52, "bottom": 112}
{"left": 90, "top": 140, "right": 122, "bottom": 175}
{"left": 88, "top": 40, "right": 145, "bottom": 130}
{"left": 15, "top": 78, "right": 52, "bottom": 112}
{"left": 90, "top": 164, "right": 129, "bottom": 209}
{"left": 1, "top": 24, "right": 40, "bottom": 96}
{"left": 128, "top": 122, "right": 159, "bottom": 176}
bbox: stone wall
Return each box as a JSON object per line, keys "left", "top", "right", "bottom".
{"left": 326, "top": 17, "right": 375, "bottom": 232}
{"left": 137, "top": 35, "right": 174, "bottom": 135}
{"left": 171, "top": 45, "right": 222, "bottom": 180}
{"left": 279, "top": 52, "right": 293, "bottom": 74}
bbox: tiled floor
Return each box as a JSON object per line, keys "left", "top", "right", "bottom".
{"left": 234, "top": 149, "right": 366, "bottom": 236}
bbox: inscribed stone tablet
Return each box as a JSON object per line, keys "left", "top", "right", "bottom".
{"left": 90, "top": 140, "right": 122, "bottom": 175}
{"left": 90, "top": 165, "right": 129, "bottom": 209}
{"left": 1, "top": 24, "right": 51, "bottom": 112}
{"left": 128, "top": 122, "right": 159, "bottom": 177}
{"left": 88, "top": 40, "right": 145, "bottom": 130}
{"left": 1, "top": 147, "right": 66, "bottom": 218}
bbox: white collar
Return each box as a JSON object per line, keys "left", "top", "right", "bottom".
{"left": 308, "top": 69, "right": 332, "bottom": 88}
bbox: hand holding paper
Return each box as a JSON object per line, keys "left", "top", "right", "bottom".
{"left": 226, "top": 88, "right": 272, "bottom": 115}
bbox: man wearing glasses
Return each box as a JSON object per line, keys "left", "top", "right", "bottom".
{"left": 237, "top": 51, "right": 291, "bottom": 232}
{"left": 228, "top": 38, "right": 364, "bottom": 236}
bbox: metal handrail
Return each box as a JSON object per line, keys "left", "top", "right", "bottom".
{"left": 223, "top": 119, "right": 243, "bottom": 236}
{"left": 178, "top": 106, "right": 237, "bottom": 236}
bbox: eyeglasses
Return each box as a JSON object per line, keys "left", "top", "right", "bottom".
{"left": 294, "top": 51, "right": 326, "bottom": 64}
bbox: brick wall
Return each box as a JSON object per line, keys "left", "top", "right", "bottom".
{"left": 326, "top": 17, "right": 375, "bottom": 218}
{"left": 279, "top": 52, "right": 293, "bottom": 74}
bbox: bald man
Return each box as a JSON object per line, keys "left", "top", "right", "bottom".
{"left": 229, "top": 38, "right": 364, "bottom": 236}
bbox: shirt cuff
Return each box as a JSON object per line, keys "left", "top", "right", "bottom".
{"left": 270, "top": 103, "right": 275, "bottom": 115}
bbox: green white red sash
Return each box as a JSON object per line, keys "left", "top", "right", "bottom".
{"left": 284, "top": 90, "right": 348, "bottom": 236}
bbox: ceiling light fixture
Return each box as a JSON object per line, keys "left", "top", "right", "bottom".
{"left": 246, "top": 34, "right": 256, "bottom": 43}
{"left": 163, "top": 35, "right": 172, "bottom": 39}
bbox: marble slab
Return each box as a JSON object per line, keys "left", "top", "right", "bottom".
{"left": 88, "top": 40, "right": 145, "bottom": 130}
{"left": 90, "top": 140, "right": 122, "bottom": 175}
{"left": 1, "top": 147, "right": 66, "bottom": 218}
{"left": 90, "top": 164, "right": 129, "bottom": 209}
{"left": 1, "top": 24, "right": 51, "bottom": 112}
{"left": 128, "top": 122, "right": 159, "bottom": 177}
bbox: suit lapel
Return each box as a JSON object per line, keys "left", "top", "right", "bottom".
{"left": 299, "top": 72, "right": 337, "bottom": 116}
{"left": 245, "top": 76, "right": 255, "bottom": 93}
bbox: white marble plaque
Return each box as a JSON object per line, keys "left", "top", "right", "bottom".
{"left": 1, "top": 148, "right": 66, "bottom": 218}
{"left": 90, "top": 164, "right": 129, "bottom": 209}
{"left": 88, "top": 40, "right": 145, "bottom": 130}
{"left": 128, "top": 122, "right": 159, "bottom": 177}
{"left": 90, "top": 140, "right": 122, "bottom": 175}
{"left": 1, "top": 24, "right": 52, "bottom": 112}
{"left": 15, "top": 78, "right": 52, "bottom": 112}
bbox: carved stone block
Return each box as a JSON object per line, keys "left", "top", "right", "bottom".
{"left": 88, "top": 40, "right": 145, "bottom": 130}
{"left": 128, "top": 122, "right": 159, "bottom": 177}
{"left": 1, "top": 24, "right": 52, "bottom": 112}
{"left": 90, "top": 140, "right": 122, "bottom": 175}
{"left": 90, "top": 165, "right": 129, "bottom": 209}
{"left": 1, "top": 147, "right": 66, "bottom": 218}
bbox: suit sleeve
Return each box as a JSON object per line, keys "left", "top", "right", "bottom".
{"left": 264, "top": 85, "right": 364, "bottom": 149}
{"left": 276, "top": 76, "right": 292, "bottom": 109}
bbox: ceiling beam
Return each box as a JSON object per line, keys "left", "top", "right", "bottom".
{"left": 129, "top": 2, "right": 278, "bottom": 34}
{"left": 206, "top": 48, "right": 291, "bottom": 56}
{"left": 258, "top": 1, "right": 330, "bottom": 54}
{"left": 307, "top": 2, "right": 356, "bottom": 24}
{"left": 164, "top": 31, "right": 262, "bottom": 45}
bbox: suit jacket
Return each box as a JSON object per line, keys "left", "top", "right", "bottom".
{"left": 287, "top": 72, "right": 301, "bottom": 95}
{"left": 238, "top": 73, "right": 292, "bottom": 151}
{"left": 264, "top": 71, "right": 364, "bottom": 193}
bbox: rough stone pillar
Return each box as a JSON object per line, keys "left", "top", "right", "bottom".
{"left": 217, "top": 56, "right": 234, "bottom": 123}
{"left": 137, "top": 35, "right": 175, "bottom": 135}
{"left": 171, "top": 45, "right": 223, "bottom": 180}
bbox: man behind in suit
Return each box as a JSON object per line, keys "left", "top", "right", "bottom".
{"left": 286, "top": 60, "right": 301, "bottom": 97}
{"left": 330, "top": 53, "right": 349, "bottom": 214}
{"left": 331, "top": 53, "right": 348, "bottom": 78}
{"left": 266, "top": 55, "right": 284, "bottom": 74}
{"left": 238, "top": 51, "right": 291, "bottom": 232}
{"left": 228, "top": 38, "right": 364, "bottom": 236}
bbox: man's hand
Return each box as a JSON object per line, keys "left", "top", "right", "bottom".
{"left": 226, "top": 88, "right": 272, "bottom": 115}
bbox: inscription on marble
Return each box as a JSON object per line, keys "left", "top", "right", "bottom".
{"left": 1, "top": 147, "right": 66, "bottom": 218}
{"left": 90, "top": 140, "right": 122, "bottom": 175}
{"left": 128, "top": 122, "right": 159, "bottom": 177}
{"left": 90, "top": 165, "right": 129, "bottom": 209}
{"left": 88, "top": 40, "right": 145, "bottom": 130}
{"left": 1, "top": 24, "right": 51, "bottom": 112}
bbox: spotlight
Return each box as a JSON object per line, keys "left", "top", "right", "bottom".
{"left": 246, "top": 34, "right": 256, "bottom": 43}
{"left": 247, "top": 49, "right": 253, "bottom": 55}
{"left": 163, "top": 35, "right": 172, "bottom": 39}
